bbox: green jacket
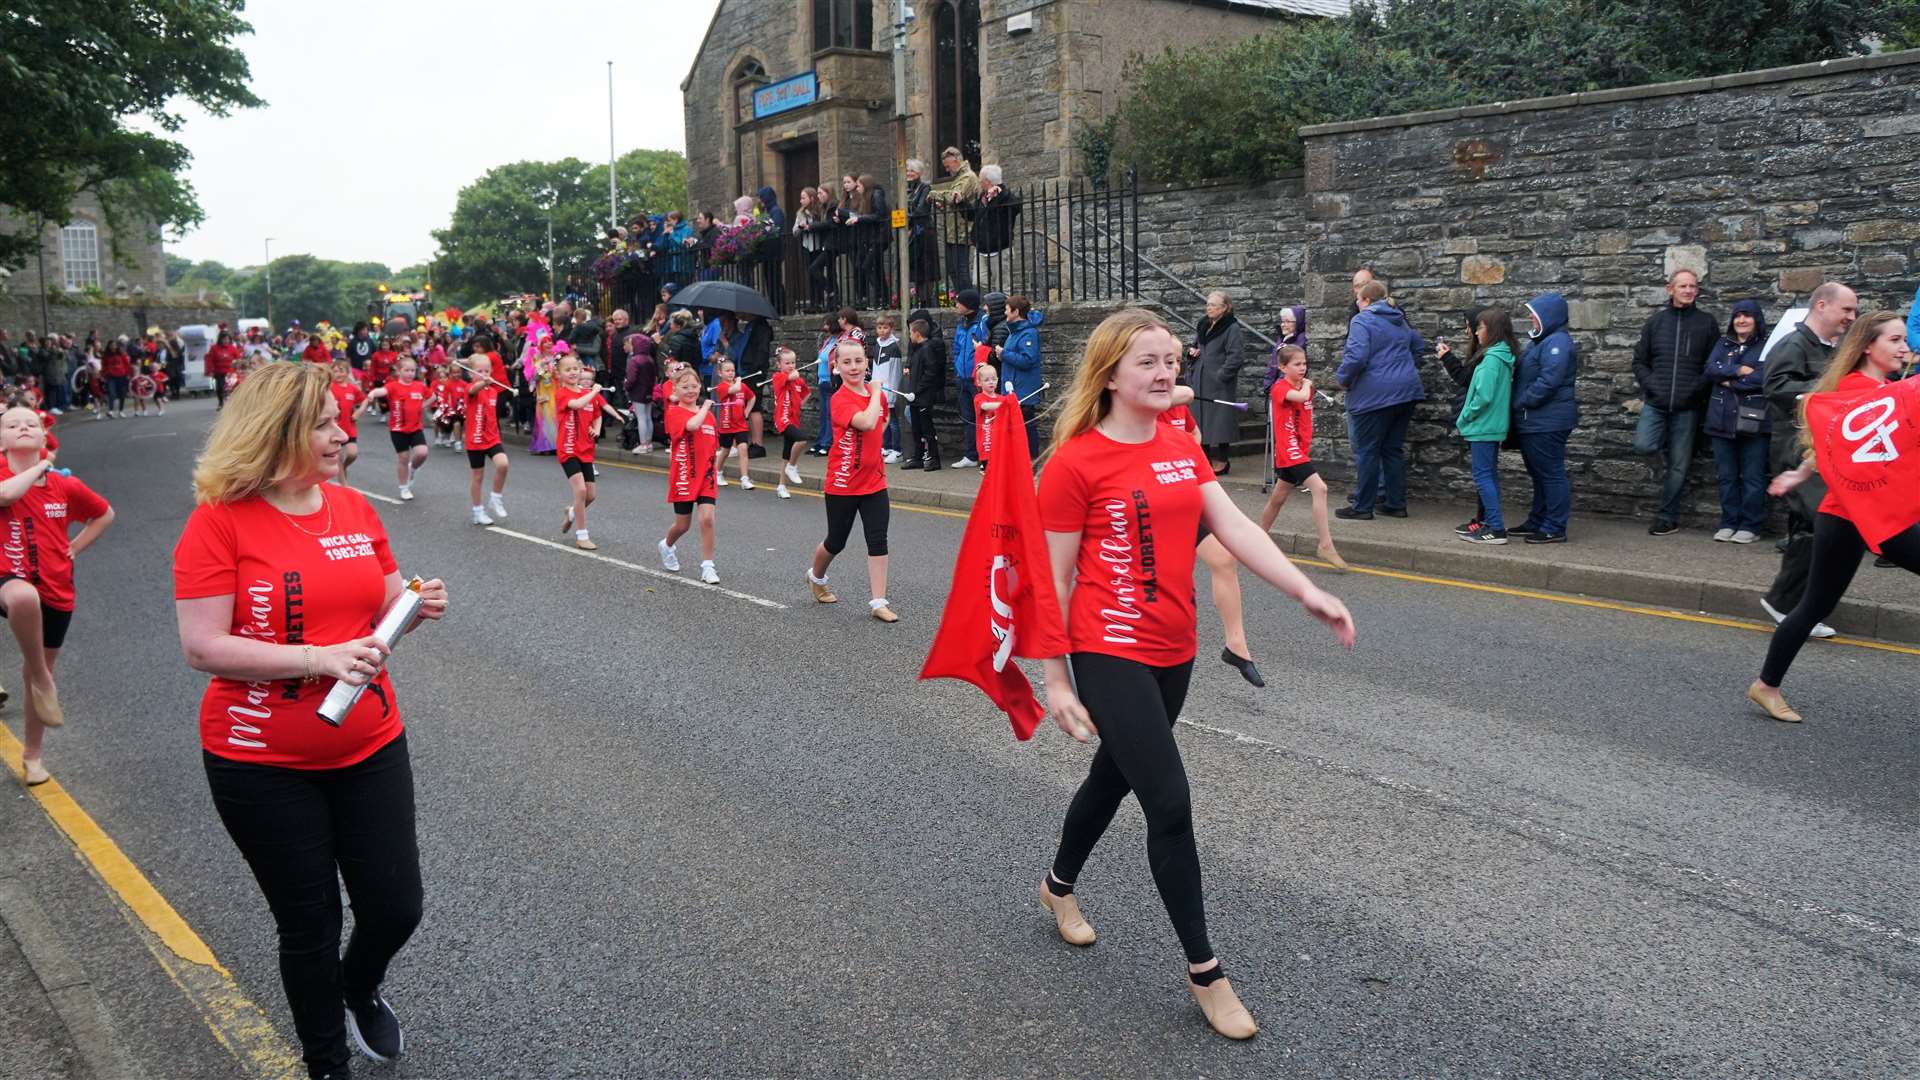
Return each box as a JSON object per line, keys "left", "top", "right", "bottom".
{"left": 1455, "top": 341, "right": 1514, "bottom": 442}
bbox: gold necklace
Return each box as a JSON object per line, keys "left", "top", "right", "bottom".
{"left": 268, "top": 487, "right": 333, "bottom": 537}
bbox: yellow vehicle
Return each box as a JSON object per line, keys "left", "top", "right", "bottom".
{"left": 368, "top": 282, "right": 432, "bottom": 336}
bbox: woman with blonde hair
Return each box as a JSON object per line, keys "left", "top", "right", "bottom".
{"left": 1748, "top": 311, "right": 1919, "bottom": 722}
{"left": 172, "top": 362, "right": 449, "bottom": 1079}
{"left": 1034, "top": 308, "right": 1355, "bottom": 1041}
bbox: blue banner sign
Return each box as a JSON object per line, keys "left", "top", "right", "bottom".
{"left": 753, "top": 72, "right": 818, "bottom": 119}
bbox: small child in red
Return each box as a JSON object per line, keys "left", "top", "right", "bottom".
{"left": 709, "top": 359, "right": 757, "bottom": 490}
{"left": 970, "top": 362, "right": 1004, "bottom": 474}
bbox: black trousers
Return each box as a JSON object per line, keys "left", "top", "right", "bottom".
{"left": 1761, "top": 514, "right": 1920, "bottom": 686}
{"left": 204, "top": 734, "right": 423, "bottom": 1079}
{"left": 943, "top": 241, "right": 973, "bottom": 292}
{"left": 1765, "top": 480, "right": 1826, "bottom": 614}
{"left": 1052, "top": 653, "right": 1212, "bottom": 964}
{"left": 823, "top": 490, "right": 890, "bottom": 557}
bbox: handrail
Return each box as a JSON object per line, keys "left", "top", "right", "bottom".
{"left": 1076, "top": 217, "right": 1278, "bottom": 351}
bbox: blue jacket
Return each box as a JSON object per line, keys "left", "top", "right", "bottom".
{"left": 952, "top": 310, "right": 987, "bottom": 380}
{"left": 999, "top": 311, "right": 1044, "bottom": 398}
{"left": 1907, "top": 283, "right": 1920, "bottom": 357}
{"left": 1702, "top": 299, "right": 1769, "bottom": 439}
{"left": 1335, "top": 302, "right": 1426, "bottom": 415}
{"left": 1514, "top": 293, "right": 1579, "bottom": 434}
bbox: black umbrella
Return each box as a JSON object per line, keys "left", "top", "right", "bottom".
{"left": 669, "top": 280, "right": 778, "bottom": 320}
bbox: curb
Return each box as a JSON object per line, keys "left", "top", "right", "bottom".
{"left": 0, "top": 864, "right": 147, "bottom": 1080}
{"left": 493, "top": 428, "right": 1920, "bottom": 647}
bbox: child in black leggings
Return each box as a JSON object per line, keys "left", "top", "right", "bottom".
{"left": 808, "top": 339, "right": 896, "bottom": 622}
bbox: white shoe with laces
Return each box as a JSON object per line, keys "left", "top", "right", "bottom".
{"left": 471, "top": 508, "right": 494, "bottom": 526}
{"left": 1760, "top": 596, "right": 1836, "bottom": 639}
{"left": 1713, "top": 528, "right": 1735, "bottom": 542}
{"left": 739, "top": 475, "right": 755, "bottom": 490}
{"left": 658, "top": 539, "right": 681, "bottom": 572}
{"left": 776, "top": 483, "right": 791, "bottom": 499}
{"left": 717, "top": 475, "right": 729, "bottom": 487}
{"left": 784, "top": 464, "right": 803, "bottom": 485}
{"left": 488, "top": 493, "right": 508, "bottom": 519}
{"left": 700, "top": 561, "right": 720, "bottom": 584}
{"left": 1731, "top": 530, "right": 1757, "bottom": 544}
{"left": 399, "top": 486, "right": 414, "bottom": 501}
{"left": 951, "top": 456, "right": 976, "bottom": 469}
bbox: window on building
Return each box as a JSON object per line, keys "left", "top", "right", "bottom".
{"left": 732, "top": 57, "right": 770, "bottom": 198}
{"left": 812, "top": 0, "right": 873, "bottom": 51}
{"left": 932, "top": 1, "right": 982, "bottom": 171}
{"left": 60, "top": 222, "right": 101, "bottom": 291}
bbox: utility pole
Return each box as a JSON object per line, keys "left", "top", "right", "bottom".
{"left": 264, "top": 237, "right": 275, "bottom": 327}
{"left": 892, "top": 0, "right": 912, "bottom": 345}
{"left": 607, "top": 61, "right": 619, "bottom": 229}
{"left": 546, "top": 215, "right": 556, "bottom": 299}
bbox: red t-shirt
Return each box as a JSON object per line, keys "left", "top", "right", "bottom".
{"left": 1161, "top": 404, "right": 1197, "bottom": 438}
{"left": 302, "top": 343, "right": 332, "bottom": 365}
{"left": 771, "top": 371, "right": 810, "bottom": 431}
{"left": 206, "top": 344, "right": 239, "bottom": 376}
{"left": 826, "top": 385, "right": 888, "bottom": 496}
{"left": 101, "top": 353, "right": 131, "bottom": 378}
{"left": 173, "top": 490, "right": 402, "bottom": 769}
{"left": 1037, "top": 424, "right": 1217, "bottom": 666}
{"left": 329, "top": 382, "right": 365, "bottom": 439}
{"left": 466, "top": 385, "right": 501, "bottom": 450}
{"left": 975, "top": 391, "right": 1008, "bottom": 458}
{"left": 0, "top": 468, "right": 110, "bottom": 612}
{"left": 1815, "top": 371, "right": 1920, "bottom": 550}
{"left": 556, "top": 386, "right": 604, "bottom": 463}
{"left": 712, "top": 379, "right": 755, "bottom": 434}
{"left": 368, "top": 351, "right": 395, "bottom": 384}
{"left": 383, "top": 379, "right": 428, "bottom": 433}
{"left": 666, "top": 403, "right": 718, "bottom": 502}
{"left": 1271, "top": 378, "right": 1314, "bottom": 467}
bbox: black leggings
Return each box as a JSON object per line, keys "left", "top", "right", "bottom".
{"left": 823, "top": 490, "right": 890, "bottom": 556}
{"left": 1761, "top": 513, "right": 1920, "bottom": 687}
{"left": 1052, "top": 653, "right": 1211, "bottom": 964}
{"left": 204, "top": 734, "right": 423, "bottom": 1079}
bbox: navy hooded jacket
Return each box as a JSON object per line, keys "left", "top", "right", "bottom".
{"left": 999, "top": 310, "right": 1045, "bottom": 399}
{"left": 1702, "top": 299, "right": 1770, "bottom": 439}
{"left": 1515, "top": 293, "right": 1579, "bottom": 434}
{"left": 1335, "top": 302, "right": 1426, "bottom": 414}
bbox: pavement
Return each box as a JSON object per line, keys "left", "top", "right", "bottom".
{"left": 569, "top": 427, "right": 1920, "bottom": 645}
{"left": 4, "top": 396, "right": 1919, "bottom": 1079}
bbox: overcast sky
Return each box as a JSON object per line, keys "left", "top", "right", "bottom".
{"left": 164, "top": 0, "right": 723, "bottom": 272}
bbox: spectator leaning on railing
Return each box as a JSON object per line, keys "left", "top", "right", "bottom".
{"left": 928, "top": 147, "right": 981, "bottom": 294}
{"left": 1632, "top": 269, "right": 1719, "bottom": 536}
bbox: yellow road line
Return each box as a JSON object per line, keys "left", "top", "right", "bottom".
{"left": 1289, "top": 557, "right": 1920, "bottom": 658}
{"left": 1, "top": 724, "right": 302, "bottom": 1078}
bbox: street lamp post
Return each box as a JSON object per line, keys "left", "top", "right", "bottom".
{"left": 893, "top": 0, "right": 913, "bottom": 345}
{"left": 608, "top": 60, "right": 618, "bottom": 228}
{"left": 264, "top": 237, "right": 275, "bottom": 328}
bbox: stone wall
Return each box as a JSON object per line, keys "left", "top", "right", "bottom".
{"left": 0, "top": 298, "right": 238, "bottom": 341}
{"left": 1116, "top": 50, "right": 1920, "bottom": 523}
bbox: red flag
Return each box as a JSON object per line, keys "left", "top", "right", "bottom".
{"left": 1807, "top": 378, "right": 1920, "bottom": 552}
{"left": 919, "top": 397, "right": 1070, "bottom": 739}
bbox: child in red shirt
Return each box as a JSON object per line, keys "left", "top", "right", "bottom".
{"left": 808, "top": 338, "right": 895, "bottom": 622}
{"left": 1256, "top": 345, "right": 1343, "bottom": 570}
{"left": 710, "top": 359, "right": 757, "bottom": 490}
{"left": 363, "top": 357, "right": 430, "bottom": 500}
{"left": 970, "top": 362, "right": 1005, "bottom": 474}
{"left": 768, "top": 348, "right": 811, "bottom": 499}
{"left": 151, "top": 365, "right": 170, "bottom": 416}
{"left": 555, "top": 355, "right": 625, "bottom": 550}
{"left": 328, "top": 360, "right": 366, "bottom": 486}
{"left": 660, "top": 367, "right": 721, "bottom": 583}
{"left": 365, "top": 346, "right": 395, "bottom": 410}
{"left": 0, "top": 406, "right": 115, "bottom": 785}
{"left": 463, "top": 361, "right": 511, "bottom": 526}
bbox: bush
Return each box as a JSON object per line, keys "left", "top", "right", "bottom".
{"left": 1114, "top": 0, "right": 1893, "bottom": 184}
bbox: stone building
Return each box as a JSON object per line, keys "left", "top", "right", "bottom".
{"left": 0, "top": 191, "right": 166, "bottom": 300}
{"left": 680, "top": 0, "right": 1346, "bottom": 215}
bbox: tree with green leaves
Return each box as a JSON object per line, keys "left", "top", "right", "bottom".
{"left": 0, "top": 0, "right": 262, "bottom": 270}
{"left": 1113, "top": 0, "right": 1898, "bottom": 185}
{"left": 230, "top": 255, "right": 344, "bottom": 329}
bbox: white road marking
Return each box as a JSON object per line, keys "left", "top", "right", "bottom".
{"left": 484, "top": 526, "right": 787, "bottom": 610}
{"left": 1175, "top": 715, "right": 1920, "bottom": 949}
{"left": 351, "top": 487, "right": 404, "bottom": 505}
{"left": 129, "top": 431, "right": 179, "bottom": 440}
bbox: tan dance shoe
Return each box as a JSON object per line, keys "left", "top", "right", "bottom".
{"left": 1039, "top": 881, "right": 1096, "bottom": 946}
{"left": 1316, "top": 543, "right": 1350, "bottom": 572}
{"left": 1747, "top": 682, "right": 1802, "bottom": 723}
{"left": 811, "top": 579, "right": 838, "bottom": 604}
{"left": 1187, "top": 972, "right": 1258, "bottom": 1040}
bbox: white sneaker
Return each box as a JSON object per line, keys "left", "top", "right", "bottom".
{"left": 1713, "top": 528, "right": 1735, "bottom": 542}
{"left": 951, "top": 456, "right": 976, "bottom": 469}
{"left": 471, "top": 508, "right": 494, "bottom": 526}
{"left": 1760, "top": 596, "right": 1836, "bottom": 638}
{"left": 717, "top": 475, "right": 729, "bottom": 487}
{"left": 776, "top": 483, "right": 791, "bottom": 499}
{"left": 1731, "top": 530, "right": 1757, "bottom": 544}
{"left": 399, "top": 486, "right": 414, "bottom": 501}
{"left": 658, "top": 539, "right": 681, "bottom": 572}
{"left": 883, "top": 449, "right": 902, "bottom": 464}
{"left": 784, "top": 464, "right": 803, "bottom": 485}
{"left": 739, "top": 476, "right": 756, "bottom": 490}
{"left": 700, "top": 561, "right": 720, "bottom": 584}
{"left": 488, "top": 493, "right": 508, "bottom": 519}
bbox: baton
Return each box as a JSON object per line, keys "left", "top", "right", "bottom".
{"left": 879, "top": 385, "right": 916, "bottom": 403}
{"left": 1208, "top": 398, "right": 1251, "bottom": 411}
{"left": 1017, "top": 382, "right": 1050, "bottom": 405}
{"left": 457, "top": 363, "right": 517, "bottom": 395}
{"left": 318, "top": 577, "right": 425, "bottom": 727}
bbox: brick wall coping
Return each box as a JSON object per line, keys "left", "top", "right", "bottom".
{"left": 1299, "top": 48, "right": 1920, "bottom": 138}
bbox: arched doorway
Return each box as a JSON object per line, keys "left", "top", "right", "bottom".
{"left": 931, "top": 0, "right": 981, "bottom": 170}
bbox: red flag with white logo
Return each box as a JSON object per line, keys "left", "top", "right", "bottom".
{"left": 1806, "top": 377, "right": 1920, "bottom": 552}
{"left": 918, "top": 398, "right": 1070, "bottom": 739}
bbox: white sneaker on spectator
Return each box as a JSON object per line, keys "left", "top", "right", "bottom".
{"left": 951, "top": 456, "right": 976, "bottom": 469}
{"left": 1713, "top": 528, "right": 1735, "bottom": 542}
{"left": 883, "top": 449, "right": 902, "bottom": 464}
{"left": 1731, "top": 530, "right": 1757, "bottom": 544}
{"left": 784, "top": 464, "right": 803, "bottom": 485}
{"left": 1760, "top": 596, "right": 1836, "bottom": 638}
